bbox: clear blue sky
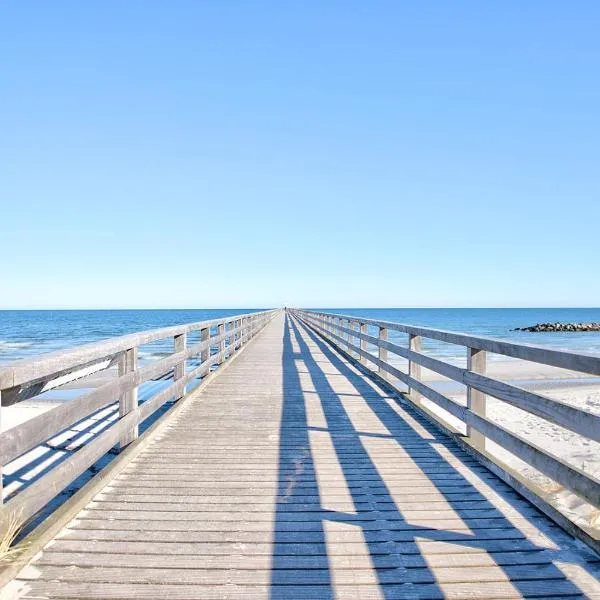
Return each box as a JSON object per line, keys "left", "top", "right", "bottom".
{"left": 2, "top": 2, "right": 599, "bottom": 308}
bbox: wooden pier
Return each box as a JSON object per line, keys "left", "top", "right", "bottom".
{"left": 2, "top": 310, "right": 600, "bottom": 598}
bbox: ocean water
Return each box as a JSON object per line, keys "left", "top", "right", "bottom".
{"left": 1, "top": 308, "right": 600, "bottom": 365}
{"left": 0, "top": 309, "right": 265, "bottom": 365}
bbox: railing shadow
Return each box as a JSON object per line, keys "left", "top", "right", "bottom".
{"left": 270, "top": 312, "right": 593, "bottom": 598}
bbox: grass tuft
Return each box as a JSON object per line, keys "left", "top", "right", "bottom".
{"left": 0, "top": 511, "right": 25, "bottom": 563}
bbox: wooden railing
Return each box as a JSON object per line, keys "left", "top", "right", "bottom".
{"left": 0, "top": 309, "right": 277, "bottom": 532}
{"left": 293, "top": 309, "right": 600, "bottom": 518}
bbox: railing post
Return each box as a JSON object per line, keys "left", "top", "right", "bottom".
{"left": 229, "top": 320, "right": 236, "bottom": 352}
{"left": 200, "top": 327, "right": 210, "bottom": 363}
{"left": 173, "top": 332, "right": 187, "bottom": 401}
{"left": 360, "top": 322, "right": 368, "bottom": 364}
{"left": 350, "top": 321, "right": 358, "bottom": 358}
{"left": 118, "top": 347, "right": 138, "bottom": 449}
{"left": 217, "top": 323, "right": 225, "bottom": 363}
{"left": 467, "top": 347, "right": 487, "bottom": 450}
{"left": 378, "top": 327, "right": 388, "bottom": 379}
{"left": 0, "top": 390, "right": 3, "bottom": 505}
{"left": 408, "top": 334, "right": 422, "bottom": 403}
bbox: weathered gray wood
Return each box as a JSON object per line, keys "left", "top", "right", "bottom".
{"left": 359, "top": 322, "right": 368, "bottom": 364}
{"left": 200, "top": 327, "right": 209, "bottom": 363}
{"left": 378, "top": 326, "right": 388, "bottom": 379}
{"left": 217, "top": 323, "right": 225, "bottom": 363}
{"left": 298, "top": 309, "right": 600, "bottom": 375}
{"left": 173, "top": 332, "right": 187, "bottom": 402}
{"left": 467, "top": 346, "right": 486, "bottom": 450}
{"left": 12, "top": 579, "right": 593, "bottom": 600}
{"left": 408, "top": 333, "right": 422, "bottom": 403}
{"left": 118, "top": 347, "right": 138, "bottom": 448}
{"left": 0, "top": 390, "right": 3, "bottom": 506}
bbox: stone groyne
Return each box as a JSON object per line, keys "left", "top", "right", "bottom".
{"left": 514, "top": 322, "right": 600, "bottom": 332}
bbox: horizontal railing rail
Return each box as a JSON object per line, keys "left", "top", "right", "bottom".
{"left": 0, "top": 309, "right": 278, "bottom": 533}
{"left": 292, "top": 309, "right": 600, "bottom": 516}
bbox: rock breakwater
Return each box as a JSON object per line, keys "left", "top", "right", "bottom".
{"left": 514, "top": 322, "right": 600, "bottom": 332}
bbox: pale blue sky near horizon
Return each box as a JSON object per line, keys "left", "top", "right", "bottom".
{"left": 2, "top": 2, "right": 599, "bottom": 309}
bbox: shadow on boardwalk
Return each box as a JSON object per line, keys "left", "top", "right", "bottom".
{"left": 270, "top": 313, "right": 598, "bottom": 599}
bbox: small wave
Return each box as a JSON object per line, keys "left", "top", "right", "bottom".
{"left": 137, "top": 351, "right": 171, "bottom": 361}
{"left": 0, "top": 340, "right": 34, "bottom": 351}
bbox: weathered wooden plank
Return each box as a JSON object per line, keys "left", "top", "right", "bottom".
{"left": 467, "top": 346, "right": 486, "bottom": 449}
{"left": 38, "top": 537, "right": 551, "bottom": 555}
{"left": 59, "top": 526, "right": 532, "bottom": 545}
{"left": 15, "top": 580, "right": 589, "bottom": 600}
{"left": 29, "top": 549, "right": 566, "bottom": 570}
{"left": 18, "top": 562, "right": 576, "bottom": 585}
{"left": 69, "top": 515, "right": 547, "bottom": 532}
{"left": 118, "top": 346, "right": 138, "bottom": 447}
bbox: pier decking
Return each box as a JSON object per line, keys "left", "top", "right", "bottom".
{"left": 6, "top": 312, "right": 600, "bottom": 599}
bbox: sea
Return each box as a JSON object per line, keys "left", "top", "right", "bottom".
{"left": 1, "top": 308, "right": 600, "bottom": 366}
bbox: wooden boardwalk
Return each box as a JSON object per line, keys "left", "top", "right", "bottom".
{"left": 11, "top": 312, "right": 600, "bottom": 599}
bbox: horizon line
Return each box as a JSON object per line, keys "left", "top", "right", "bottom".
{"left": 2, "top": 306, "right": 600, "bottom": 311}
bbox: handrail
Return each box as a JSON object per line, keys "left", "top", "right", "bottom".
{"left": 0, "top": 309, "right": 278, "bottom": 533}
{"left": 0, "top": 312, "right": 276, "bottom": 392}
{"left": 295, "top": 310, "right": 600, "bottom": 375}
{"left": 292, "top": 309, "right": 600, "bottom": 515}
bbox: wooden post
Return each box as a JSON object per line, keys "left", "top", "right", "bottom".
{"left": 0, "top": 390, "right": 3, "bottom": 505}
{"left": 173, "top": 333, "right": 187, "bottom": 401}
{"left": 343, "top": 319, "right": 350, "bottom": 350}
{"left": 467, "top": 347, "right": 487, "bottom": 450}
{"left": 378, "top": 327, "right": 388, "bottom": 379}
{"left": 118, "top": 347, "right": 138, "bottom": 449}
{"left": 200, "top": 327, "right": 210, "bottom": 363}
{"left": 350, "top": 321, "right": 358, "bottom": 358}
{"left": 360, "top": 323, "right": 368, "bottom": 364}
{"left": 230, "top": 321, "right": 236, "bottom": 351}
{"left": 408, "top": 334, "right": 422, "bottom": 403}
{"left": 217, "top": 323, "right": 225, "bottom": 363}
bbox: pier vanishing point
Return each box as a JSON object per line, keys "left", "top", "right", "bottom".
{"left": 1, "top": 309, "right": 600, "bottom": 599}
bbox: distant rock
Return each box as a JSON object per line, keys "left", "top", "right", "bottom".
{"left": 513, "top": 322, "right": 600, "bottom": 332}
